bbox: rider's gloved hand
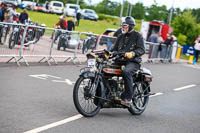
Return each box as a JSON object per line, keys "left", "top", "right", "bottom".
{"left": 125, "top": 51, "right": 135, "bottom": 59}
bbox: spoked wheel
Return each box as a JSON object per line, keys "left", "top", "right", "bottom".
{"left": 128, "top": 82, "right": 149, "bottom": 115}
{"left": 73, "top": 76, "right": 102, "bottom": 117}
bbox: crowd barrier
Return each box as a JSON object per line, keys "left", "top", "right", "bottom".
{"left": 145, "top": 41, "right": 183, "bottom": 63}
{"left": 0, "top": 22, "right": 182, "bottom": 66}
{"left": 0, "top": 22, "right": 118, "bottom": 66}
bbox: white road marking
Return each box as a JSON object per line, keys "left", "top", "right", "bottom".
{"left": 23, "top": 114, "right": 83, "bottom": 133}
{"left": 150, "top": 92, "right": 163, "bottom": 97}
{"left": 52, "top": 79, "right": 74, "bottom": 85}
{"left": 173, "top": 84, "right": 196, "bottom": 91}
{"left": 29, "top": 74, "right": 62, "bottom": 80}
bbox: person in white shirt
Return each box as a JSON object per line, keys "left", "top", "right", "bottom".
{"left": 194, "top": 36, "right": 200, "bottom": 63}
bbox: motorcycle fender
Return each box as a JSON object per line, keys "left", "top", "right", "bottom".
{"left": 81, "top": 72, "right": 95, "bottom": 78}
{"left": 80, "top": 72, "right": 105, "bottom": 106}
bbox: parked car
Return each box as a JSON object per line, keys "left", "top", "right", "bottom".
{"left": 64, "top": 3, "right": 80, "bottom": 17}
{"left": 34, "top": 3, "right": 46, "bottom": 12}
{"left": 49, "top": 1, "right": 64, "bottom": 14}
{"left": 20, "top": 1, "right": 35, "bottom": 10}
{"left": 2, "top": 0, "right": 21, "bottom": 6}
{"left": 80, "top": 9, "right": 99, "bottom": 21}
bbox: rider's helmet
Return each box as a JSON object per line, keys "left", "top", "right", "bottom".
{"left": 122, "top": 16, "right": 136, "bottom": 33}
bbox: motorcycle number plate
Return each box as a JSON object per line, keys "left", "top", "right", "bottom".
{"left": 87, "top": 59, "right": 96, "bottom": 68}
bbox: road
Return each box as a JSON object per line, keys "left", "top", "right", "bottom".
{"left": 0, "top": 63, "right": 200, "bottom": 133}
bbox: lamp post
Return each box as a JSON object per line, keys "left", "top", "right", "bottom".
{"left": 119, "top": 0, "right": 124, "bottom": 27}
{"left": 168, "top": 0, "right": 175, "bottom": 26}
{"left": 76, "top": 0, "right": 79, "bottom": 5}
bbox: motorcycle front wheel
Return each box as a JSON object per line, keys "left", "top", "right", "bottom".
{"left": 128, "top": 82, "right": 149, "bottom": 115}
{"left": 73, "top": 76, "right": 102, "bottom": 117}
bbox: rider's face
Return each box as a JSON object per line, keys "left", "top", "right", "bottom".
{"left": 122, "top": 24, "right": 129, "bottom": 34}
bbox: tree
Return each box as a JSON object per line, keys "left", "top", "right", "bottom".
{"left": 172, "top": 10, "right": 200, "bottom": 44}
{"left": 192, "top": 8, "right": 200, "bottom": 23}
{"left": 145, "top": 4, "right": 168, "bottom": 22}
{"left": 131, "top": 2, "right": 145, "bottom": 20}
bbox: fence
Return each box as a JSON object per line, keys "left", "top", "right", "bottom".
{"left": 0, "top": 22, "right": 183, "bottom": 66}
{"left": 145, "top": 41, "right": 183, "bottom": 63}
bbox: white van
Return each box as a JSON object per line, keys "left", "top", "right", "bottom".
{"left": 64, "top": 4, "right": 80, "bottom": 16}
{"left": 49, "top": 1, "right": 64, "bottom": 14}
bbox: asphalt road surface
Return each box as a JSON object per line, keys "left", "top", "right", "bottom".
{"left": 0, "top": 63, "right": 200, "bottom": 133}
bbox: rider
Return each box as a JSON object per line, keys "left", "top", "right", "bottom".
{"left": 111, "top": 16, "right": 145, "bottom": 106}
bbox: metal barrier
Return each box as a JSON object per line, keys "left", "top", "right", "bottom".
{"left": 0, "top": 22, "right": 118, "bottom": 66}
{"left": 0, "top": 22, "right": 183, "bottom": 66}
{"left": 145, "top": 41, "right": 182, "bottom": 63}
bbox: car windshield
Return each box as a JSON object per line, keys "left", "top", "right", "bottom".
{"left": 85, "top": 10, "right": 94, "bottom": 14}
{"left": 53, "top": 3, "right": 62, "bottom": 7}
{"left": 36, "top": 3, "right": 44, "bottom": 6}
{"left": 69, "top": 6, "right": 78, "bottom": 9}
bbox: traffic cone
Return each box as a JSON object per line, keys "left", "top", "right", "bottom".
{"left": 188, "top": 55, "right": 194, "bottom": 64}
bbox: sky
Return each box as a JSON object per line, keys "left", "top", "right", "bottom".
{"left": 85, "top": 0, "right": 200, "bottom": 10}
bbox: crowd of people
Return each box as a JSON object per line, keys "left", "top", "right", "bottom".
{"left": 54, "top": 15, "right": 75, "bottom": 31}
{"left": 0, "top": 4, "right": 30, "bottom": 24}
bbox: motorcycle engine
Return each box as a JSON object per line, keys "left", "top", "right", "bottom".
{"left": 107, "top": 79, "right": 124, "bottom": 99}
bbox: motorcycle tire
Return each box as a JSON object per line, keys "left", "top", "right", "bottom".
{"left": 73, "top": 76, "right": 102, "bottom": 117}
{"left": 128, "top": 82, "right": 149, "bottom": 115}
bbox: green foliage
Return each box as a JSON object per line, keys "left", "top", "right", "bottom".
{"left": 145, "top": 4, "right": 168, "bottom": 22}
{"left": 172, "top": 10, "right": 199, "bottom": 44}
{"left": 177, "top": 33, "right": 187, "bottom": 45}
{"left": 131, "top": 2, "right": 145, "bottom": 20}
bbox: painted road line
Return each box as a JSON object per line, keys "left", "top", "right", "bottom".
{"left": 150, "top": 92, "right": 164, "bottom": 98}
{"left": 29, "top": 74, "right": 62, "bottom": 80}
{"left": 23, "top": 114, "right": 83, "bottom": 133}
{"left": 173, "top": 84, "right": 196, "bottom": 91}
{"left": 52, "top": 79, "right": 73, "bottom": 85}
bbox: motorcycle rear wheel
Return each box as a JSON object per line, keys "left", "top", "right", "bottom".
{"left": 128, "top": 82, "right": 149, "bottom": 115}
{"left": 73, "top": 76, "right": 102, "bottom": 117}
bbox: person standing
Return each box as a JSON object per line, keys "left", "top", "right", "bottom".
{"left": 76, "top": 11, "right": 81, "bottom": 26}
{"left": 67, "top": 17, "right": 75, "bottom": 31}
{"left": 19, "top": 9, "right": 28, "bottom": 24}
{"left": 194, "top": 38, "right": 200, "bottom": 63}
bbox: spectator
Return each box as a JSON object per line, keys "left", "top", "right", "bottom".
{"left": 148, "top": 31, "right": 159, "bottom": 43}
{"left": 19, "top": 9, "right": 28, "bottom": 24}
{"left": 164, "top": 34, "right": 173, "bottom": 59}
{"left": 171, "top": 35, "right": 178, "bottom": 61}
{"left": 67, "top": 17, "right": 75, "bottom": 31}
{"left": 147, "top": 31, "right": 159, "bottom": 58}
{"left": 54, "top": 16, "right": 66, "bottom": 30}
{"left": 194, "top": 37, "right": 200, "bottom": 63}
{"left": 76, "top": 11, "right": 81, "bottom": 26}
{"left": 157, "top": 33, "right": 164, "bottom": 57}
{"left": 62, "top": 16, "right": 68, "bottom": 30}
{"left": 0, "top": 4, "right": 6, "bottom": 22}
{"left": 45, "top": 1, "right": 49, "bottom": 11}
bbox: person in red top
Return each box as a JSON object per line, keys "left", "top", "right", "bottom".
{"left": 63, "top": 15, "right": 68, "bottom": 30}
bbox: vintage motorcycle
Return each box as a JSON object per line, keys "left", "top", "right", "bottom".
{"left": 73, "top": 50, "right": 153, "bottom": 117}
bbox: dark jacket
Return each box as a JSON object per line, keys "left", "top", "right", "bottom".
{"left": 113, "top": 28, "right": 122, "bottom": 37}
{"left": 19, "top": 12, "right": 28, "bottom": 24}
{"left": 67, "top": 20, "right": 75, "bottom": 31}
{"left": 111, "top": 30, "right": 145, "bottom": 63}
{"left": 76, "top": 12, "right": 81, "bottom": 20}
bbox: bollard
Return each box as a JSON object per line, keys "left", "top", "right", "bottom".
{"left": 188, "top": 55, "right": 194, "bottom": 64}
{"left": 193, "top": 57, "right": 196, "bottom": 64}
{"left": 176, "top": 47, "right": 182, "bottom": 59}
